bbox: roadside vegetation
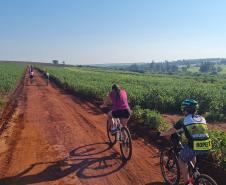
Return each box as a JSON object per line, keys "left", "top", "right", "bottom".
{"left": 0, "top": 63, "right": 25, "bottom": 112}
{"left": 39, "top": 66, "right": 226, "bottom": 121}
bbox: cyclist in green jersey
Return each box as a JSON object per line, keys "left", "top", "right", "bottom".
{"left": 160, "top": 99, "right": 212, "bottom": 185}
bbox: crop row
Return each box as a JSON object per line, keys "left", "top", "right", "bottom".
{"left": 40, "top": 66, "right": 226, "bottom": 120}
{"left": 0, "top": 63, "right": 25, "bottom": 110}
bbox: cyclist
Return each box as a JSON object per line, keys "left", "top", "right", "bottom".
{"left": 28, "top": 65, "right": 34, "bottom": 81}
{"left": 160, "top": 99, "right": 212, "bottom": 185}
{"left": 45, "top": 71, "right": 49, "bottom": 85}
{"left": 101, "top": 84, "right": 131, "bottom": 134}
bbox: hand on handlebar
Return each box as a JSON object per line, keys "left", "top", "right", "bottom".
{"left": 160, "top": 133, "right": 171, "bottom": 140}
{"left": 100, "top": 104, "right": 105, "bottom": 108}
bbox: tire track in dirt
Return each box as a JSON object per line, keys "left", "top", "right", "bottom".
{"left": 0, "top": 70, "right": 164, "bottom": 185}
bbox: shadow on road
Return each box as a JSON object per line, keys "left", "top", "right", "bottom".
{"left": 145, "top": 182, "right": 165, "bottom": 185}
{"left": 0, "top": 142, "right": 126, "bottom": 185}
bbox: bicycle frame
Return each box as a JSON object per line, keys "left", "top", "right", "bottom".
{"left": 171, "top": 134, "right": 201, "bottom": 180}
{"left": 161, "top": 133, "right": 218, "bottom": 185}
{"left": 107, "top": 117, "right": 132, "bottom": 161}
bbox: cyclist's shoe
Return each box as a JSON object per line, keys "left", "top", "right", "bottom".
{"left": 111, "top": 127, "right": 118, "bottom": 135}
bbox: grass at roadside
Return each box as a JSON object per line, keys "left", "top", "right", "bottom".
{"left": 0, "top": 63, "right": 25, "bottom": 114}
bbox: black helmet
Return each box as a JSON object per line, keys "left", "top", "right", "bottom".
{"left": 112, "top": 84, "right": 119, "bottom": 91}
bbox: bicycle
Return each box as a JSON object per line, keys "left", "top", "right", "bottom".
{"left": 29, "top": 75, "right": 34, "bottom": 84}
{"left": 107, "top": 118, "right": 132, "bottom": 161}
{"left": 160, "top": 133, "right": 218, "bottom": 185}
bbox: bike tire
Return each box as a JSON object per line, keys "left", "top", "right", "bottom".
{"left": 194, "top": 174, "right": 218, "bottom": 185}
{"left": 120, "top": 126, "right": 132, "bottom": 161}
{"left": 107, "top": 120, "right": 116, "bottom": 146}
{"left": 160, "top": 148, "right": 180, "bottom": 185}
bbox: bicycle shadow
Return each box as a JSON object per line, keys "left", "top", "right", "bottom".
{"left": 23, "top": 84, "right": 47, "bottom": 87}
{"left": 0, "top": 142, "right": 125, "bottom": 185}
{"left": 70, "top": 142, "right": 126, "bottom": 179}
{"left": 145, "top": 182, "right": 165, "bottom": 185}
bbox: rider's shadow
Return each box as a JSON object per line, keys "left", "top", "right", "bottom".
{"left": 0, "top": 142, "right": 126, "bottom": 185}
{"left": 70, "top": 142, "right": 126, "bottom": 179}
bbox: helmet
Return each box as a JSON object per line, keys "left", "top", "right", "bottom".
{"left": 112, "top": 84, "right": 119, "bottom": 91}
{"left": 181, "top": 99, "right": 198, "bottom": 112}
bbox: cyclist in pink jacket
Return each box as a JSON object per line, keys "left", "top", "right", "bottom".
{"left": 101, "top": 84, "right": 131, "bottom": 134}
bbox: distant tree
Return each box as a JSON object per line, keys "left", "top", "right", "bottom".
{"left": 220, "top": 59, "right": 226, "bottom": 64}
{"left": 149, "top": 61, "right": 155, "bottom": 71}
{"left": 171, "top": 65, "right": 178, "bottom": 72}
{"left": 128, "top": 63, "right": 143, "bottom": 72}
{"left": 217, "top": 66, "right": 223, "bottom": 72}
{"left": 199, "top": 62, "right": 221, "bottom": 75}
{"left": 165, "top": 60, "right": 170, "bottom": 71}
{"left": 182, "top": 66, "right": 188, "bottom": 72}
{"left": 199, "top": 62, "right": 212, "bottom": 73}
{"left": 52, "top": 60, "right": 59, "bottom": 65}
{"left": 62, "top": 61, "right": 65, "bottom": 65}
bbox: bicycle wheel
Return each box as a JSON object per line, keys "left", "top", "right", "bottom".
{"left": 30, "top": 78, "right": 33, "bottom": 84}
{"left": 107, "top": 120, "right": 116, "bottom": 145}
{"left": 160, "top": 148, "right": 180, "bottom": 185}
{"left": 120, "top": 126, "right": 132, "bottom": 161}
{"left": 195, "top": 174, "right": 218, "bottom": 185}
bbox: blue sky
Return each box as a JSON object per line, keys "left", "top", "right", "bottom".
{"left": 0, "top": 0, "right": 226, "bottom": 64}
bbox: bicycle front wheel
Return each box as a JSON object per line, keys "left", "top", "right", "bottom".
{"left": 107, "top": 120, "right": 116, "bottom": 146}
{"left": 160, "top": 148, "right": 180, "bottom": 185}
{"left": 120, "top": 126, "right": 132, "bottom": 161}
{"left": 195, "top": 174, "right": 218, "bottom": 185}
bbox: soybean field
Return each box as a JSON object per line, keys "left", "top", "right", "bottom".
{"left": 42, "top": 66, "right": 226, "bottom": 121}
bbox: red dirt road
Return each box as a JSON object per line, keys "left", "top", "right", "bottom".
{"left": 0, "top": 72, "right": 164, "bottom": 185}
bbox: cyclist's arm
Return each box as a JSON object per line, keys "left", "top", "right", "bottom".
{"left": 160, "top": 118, "right": 184, "bottom": 137}
{"left": 160, "top": 127, "right": 177, "bottom": 137}
{"left": 101, "top": 93, "right": 111, "bottom": 107}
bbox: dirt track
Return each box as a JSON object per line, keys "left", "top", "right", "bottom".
{"left": 0, "top": 71, "right": 164, "bottom": 185}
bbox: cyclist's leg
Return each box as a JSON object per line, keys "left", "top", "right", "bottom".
{"left": 108, "top": 111, "right": 117, "bottom": 132}
{"left": 178, "top": 158, "right": 189, "bottom": 184}
{"left": 120, "top": 118, "right": 129, "bottom": 127}
{"left": 179, "top": 145, "right": 196, "bottom": 184}
{"left": 108, "top": 110, "right": 113, "bottom": 123}
{"left": 119, "top": 109, "right": 131, "bottom": 127}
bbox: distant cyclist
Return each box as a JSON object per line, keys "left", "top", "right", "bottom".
{"left": 45, "top": 70, "right": 49, "bottom": 85}
{"left": 28, "top": 65, "right": 34, "bottom": 82}
{"left": 160, "top": 99, "right": 212, "bottom": 185}
{"left": 101, "top": 84, "right": 131, "bottom": 134}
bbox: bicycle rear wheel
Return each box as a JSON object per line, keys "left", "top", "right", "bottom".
{"left": 107, "top": 120, "right": 116, "bottom": 146}
{"left": 120, "top": 126, "right": 132, "bottom": 161}
{"left": 195, "top": 174, "right": 218, "bottom": 185}
{"left": 160, "top": 148, "right": 180, "bottom": 185}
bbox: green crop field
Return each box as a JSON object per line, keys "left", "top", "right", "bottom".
{"left": 187, "top": 66, "right": 200, "bottom": 73}
{"left": 40, "top": 66, "right": 226, "bottom": 121}
{"left": 0, "top": 63, "right": 25, "bottom": 110}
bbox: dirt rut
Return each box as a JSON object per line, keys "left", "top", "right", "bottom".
{"left": 0, "top": 72, "right": 163, "bottom": 185}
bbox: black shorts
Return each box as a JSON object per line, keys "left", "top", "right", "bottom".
{"left": 29, "top": 75, "right": 34, "bottom": 79}
{"left": 112, "top": 109, "right": 131, "bottom": 119}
